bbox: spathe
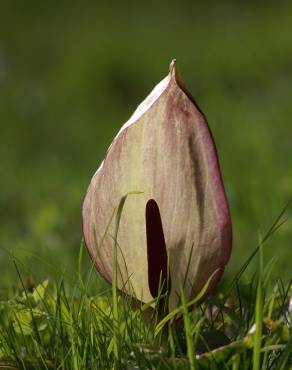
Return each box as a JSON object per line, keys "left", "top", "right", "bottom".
{"left": 82, "top": 60, "right": 232, "bottom": 311}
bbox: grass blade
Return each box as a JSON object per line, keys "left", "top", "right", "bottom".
{"left": 252, "top": 236, "right": 264, "bottom": 370}
{"left": 155, "top": 269, "right": 218, "bottom": 337}
{"left": 180, "top": 286, "right": 196, "bottom": 370}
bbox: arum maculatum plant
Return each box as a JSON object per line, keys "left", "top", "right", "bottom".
{"left": 82, "top": 60, "right": 232, "bottom": 318}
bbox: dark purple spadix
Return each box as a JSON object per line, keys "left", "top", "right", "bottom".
{"left": 146, "top": 199, "right": 169, "bottom": 299}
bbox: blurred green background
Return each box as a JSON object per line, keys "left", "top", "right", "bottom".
{"left": 0, "top": 1, "right": 291, "bottom": 289}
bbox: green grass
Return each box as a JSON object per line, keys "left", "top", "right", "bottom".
{"left": 0, "top": 244, "right": 290, "bottom": 369}
{"left": 0, "top": 199, "right": 291, "bottom": 369}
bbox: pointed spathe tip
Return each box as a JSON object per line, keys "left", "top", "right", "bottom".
{"left": 169, "top": 59, "right": 177, "bottom": 71}
{"left": 169, "top": 59, "right": 182, "bottom": 84}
